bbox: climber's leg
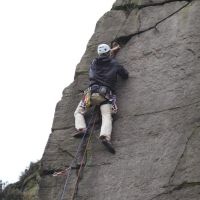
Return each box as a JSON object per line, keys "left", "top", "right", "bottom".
{"left": 74, "top": 101, "right": 87, "bottom": 137}
{"left": 99, "top": 103, "right": 115, "bottom": 154}
{"left": 99, "top": 103, "right": 112, "bottom": 141}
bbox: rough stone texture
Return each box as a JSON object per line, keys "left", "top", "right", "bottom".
{"left": 75, "top": 10, "right": 127, "bottom": 77}
{"left": 115, "top": 1, "right": 188, "bottom": 39}
{"left": 112, "top": 0, "right": 188, "bottom": 8}
{"left": 39, "top": 0, "right": 200, "bottom": 199}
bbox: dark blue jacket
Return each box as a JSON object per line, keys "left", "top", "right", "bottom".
{"left": 89, "top": 56, "right": 129, "bottom": 92}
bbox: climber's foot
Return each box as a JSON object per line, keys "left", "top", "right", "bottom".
{"left": 99, "top": 136, "right": 115, "bottom": 154}
{"left": 73, "top": 129, "right": 87, "bottom": 138}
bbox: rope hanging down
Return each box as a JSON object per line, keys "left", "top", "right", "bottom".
{"left": 57, "top": 106, "right": 97, "bottom": 200}
{"left": 71, "top": 112, "right": 97, "bottom": 200}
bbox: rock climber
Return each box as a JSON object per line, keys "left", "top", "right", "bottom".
{"left": 73, "top": 43, "right": 129, "bottom": 154}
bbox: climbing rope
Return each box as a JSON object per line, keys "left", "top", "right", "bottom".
{"left": 57, "top": 106, "right": 97, "bottom": 200}
{"left": 70, "top": 112, "right": 97, "bottom": 200}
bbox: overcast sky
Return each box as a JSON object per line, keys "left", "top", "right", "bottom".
{"left": 0, "top": 0, "right": 114, "bottom": 184}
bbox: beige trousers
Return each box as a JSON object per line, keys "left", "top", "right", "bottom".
{"left": 74, "top": 101, "right": 112, "bottom": 141}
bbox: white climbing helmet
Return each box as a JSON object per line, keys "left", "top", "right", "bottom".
{"left": 97, "top": 43, "right": 111, "bottom": 55}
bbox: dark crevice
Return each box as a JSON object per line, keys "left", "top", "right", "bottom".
{"left": 40, "top": 169, "right": 56, "bottom": 176}
{"left": 173, "top": 181, "right": 200, "bottom": 190}
{"left": 114, "top": 34, "right": 134, "bottom": 47}
{"left": 113, "top": 1, "right": 191, "bottom": 46}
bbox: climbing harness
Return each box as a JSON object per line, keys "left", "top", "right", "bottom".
{"left": 56, "top": 106, "right": 97, "bottom": 200}
{"left": 81, "top": 85, "right": 118, "bottom": 113}
{"left": 83, "top": 85, "right": 111, "bottom": 108}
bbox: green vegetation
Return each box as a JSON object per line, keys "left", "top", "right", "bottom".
{"left": 0, "top": 161, "right": 40, "bottom": 200}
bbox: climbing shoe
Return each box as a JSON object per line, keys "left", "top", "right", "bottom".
{"left": 100, "top": 136, "right": 116, "bottom": 154}
{"left": 73, "top": 128, "right": 87, "bottom": 138}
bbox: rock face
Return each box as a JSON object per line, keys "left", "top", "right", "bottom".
{"left": 39, "top": 0, "right": 200, "bottom": 199}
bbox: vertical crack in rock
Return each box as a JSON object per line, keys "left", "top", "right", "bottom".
{"left": 168, "top": 126, "right": 199, "bottom": 184}
{"left": 114, "top": 1, "right": 191, "bottom": 46}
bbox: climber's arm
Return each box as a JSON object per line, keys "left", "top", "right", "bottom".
{"left": 118, "top": 65, "right": 129, "bottom": 79}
